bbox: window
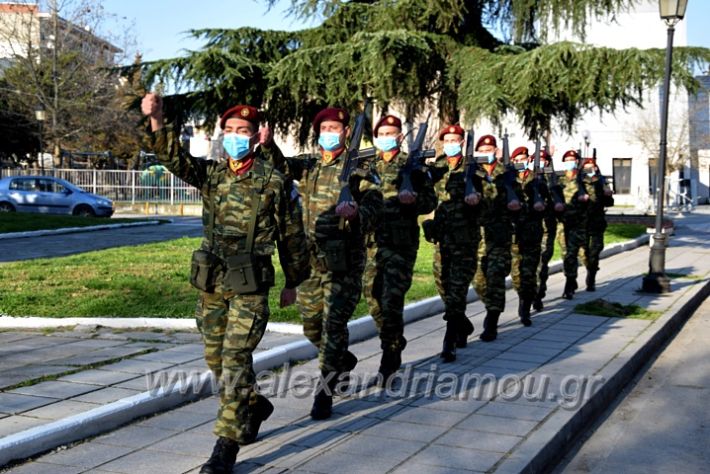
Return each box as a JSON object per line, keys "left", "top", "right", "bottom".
{"left": 612, "top": 158, "right": 632, "bottom": 194}
{"left": 9, "top": 178, "right": 38, "bottom": 191}
{"left": 37, "top": 179, "right": 64, "bottom": 193}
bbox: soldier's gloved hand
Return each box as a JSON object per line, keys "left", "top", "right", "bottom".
{"left": 464, "top": 192, "right": 480, "bottom": 206}
{"left": 578, "top": 194, "right": 589, "bottom": 202}
{"left": 336, "top": 201, "right": 359, "bottom": 221}
{"left": 280, "top": 288, "right": 297, "bottom": 308}
{"left": 604, "top": 189, "right": 613, "bottom": 197}
{"left": 533, "top": 201, "right": 545, "bottom": 212}
{"left": 507, "top": 199, "right": 521, "bottom": 212}
{"left": 554, "top": 202, "right": 565, "bottom": 213}
{"left": 398, "top": 190, "right": 416, "bottom": 205}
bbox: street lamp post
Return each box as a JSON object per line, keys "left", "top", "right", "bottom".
{"left": 35, "top": 104, "right": 46, "bottom": 174}
{"left": 641, "top": 0, "right": 688, "bottom": 293}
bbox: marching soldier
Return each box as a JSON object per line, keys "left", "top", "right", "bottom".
{"left": 580, "top": 158, "right": 614, "bottom": 291}
{"left": 533, "top": 149, "right": 562, "bottom": 311}
{"left": 362, "top": 114, "right": 437, "bottom": 381}
{"left": 473, "top": 134, "right": 521, "bottom": 341}
{"left": 424, "top": 125, "right": 481, "bottom": 362}
{"left": 559, "top": 149, "right": 589, "bottom": 299}
{"left": 509, "top": 146, "right": 545, "bottom": 326}
{"left": 141, "top": 94, "right": 309, "bottom": 474}
{"left": 287, "top": 107, "right": 383, "bottom": 420}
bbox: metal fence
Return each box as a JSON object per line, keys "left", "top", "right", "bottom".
{"left": 0, "top": 168, "right": 201, "bottom": 204}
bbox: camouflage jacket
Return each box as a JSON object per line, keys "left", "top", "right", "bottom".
{"left": 476, "top": 160, "right": 521, "bottom": 228}
{"left": 583, "top": 177, "right": 611, "bottom": 231}
{"left": 151, "top": 126, "right": 309, "bottom": 288}
{"left": 369, "top": 150, "right": 437, "bottom": 246}
{"left": 560, "top": 172, "right": 588, "bottom": 226}
{"left": 285, "top": 151, "right": 383, "bottom": 245}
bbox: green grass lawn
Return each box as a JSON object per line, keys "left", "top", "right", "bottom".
{"left": 0, "top": 223, "right": 646, "bottom": 321}
{"left": 0, "top": 213, "right": 144, "bottom": 234}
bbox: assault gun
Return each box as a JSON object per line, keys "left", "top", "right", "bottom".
{"left": 575, "top": 147, "right": 589, "bottom": 202}
{"left": 337, "top": 101, "right": 377, "bottom": 205}
{"left": 463, "top": 126, "right": 480, "bottom": 198}
{"left": 530, "top": 137, "right": 545, "bottom": 211}
{"left": 399, "top": 114, "right": 436, "bottom": 194}
{"left": 542, "top": 145, "right": 565, "bottom": 210}
{"left": 502, "top": 132, "right": 521, "bottom": 210}
{"left": 592, "top": 148, "right": 615, "bottom": 207}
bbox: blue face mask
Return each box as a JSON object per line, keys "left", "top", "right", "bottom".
{"left": 375, "top": 136, "right": 399, "bottom": 152}
{"left": 586, "top": 171, "right": 596, "bottom": 178}
{"left": 223, "top": 133, "right": 253, "bottom": 160}
{"left": 318, "top": 132, "right": 342, "bottom": 151}
{"left": 443, "top": 143, "right": 462, "bottom": 157}
{"left": 526, "top": 161, "right": 536, "bottom": 171}
{"left": 562, "top": 161, "right": 577, "bottom": 172}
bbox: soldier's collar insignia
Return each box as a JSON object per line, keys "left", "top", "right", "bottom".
{"left": 321, "top": 147, "right": 344, "bottom": 165}
{"left": 447, "top": 155, "right": 462, "bottom": 169}
{"left": 381, "top": 150, "right": 399, "bottom": 163}
{"left": 229, "top": 156, "right": 254, "bottom": 175}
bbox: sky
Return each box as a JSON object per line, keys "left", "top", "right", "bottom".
{"left": 44, "top": 0, "right": 710, "bottom": 64}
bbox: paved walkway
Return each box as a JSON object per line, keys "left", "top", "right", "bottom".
{"left": 2, "top": 209, "right": 708, "bottom": 473}
{"left": 555, "top": 292, "right": 710, "bottom": 473}
{"left": 0, "top": 217, "right": 202, "bottom": 262}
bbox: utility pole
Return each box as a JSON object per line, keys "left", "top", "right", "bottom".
{"left": 51, "top": 0, "right": 59, "bottom": 166}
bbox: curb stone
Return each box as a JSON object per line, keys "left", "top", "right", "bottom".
{"left": 0, "top": 233, "right": 652, "bottom": 467}
{"left": 0, "top": 220, "right": 165, "bottom": 240}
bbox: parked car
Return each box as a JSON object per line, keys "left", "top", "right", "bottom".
{"left": 0, "top": 176, "right": 114, "bottom": 217}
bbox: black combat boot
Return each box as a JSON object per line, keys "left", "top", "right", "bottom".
{"left": 342, "top": 351, "right": 358, "bottom": 372}
{"left": 377, "top": 348, "right": 402, "bottom": 386}
{"left": 479, "top": 310, "right": 500, "bottom": 342}
{"left": 310, "top": 373, "right": 336, "bottom": 420}
{"left": 532, "top": 296, "right": 544, "bottom": 312}
{"left": 200, "top": 436, "right": 239, "bottom": 474}
{"left": 456, "top": 317, "right": 474, "bottom": 348}
{"left": 562, "top": 278, "right": 577, "bottom": 300}
{"left": 518, "top": 299, "right": 532, "bottom": 327}
{"left": 241, "top": 394, "right": 274, "bottom": 445}
{"left": 440, "top": 321, "right": 457, "bottom": 363}
{"left": 586, "top": 270, "right": 596, "bottom": 292}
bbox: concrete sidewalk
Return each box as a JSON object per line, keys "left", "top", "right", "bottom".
{"left": 1, "top": 209, "right": 708, "bottom": 473}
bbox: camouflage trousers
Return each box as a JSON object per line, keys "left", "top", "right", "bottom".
{"left": 297, "top": 252, "right": 365, "bottom": 374}
{"left": 581, "top": 229, "right": 605, "bottom": 272}
{"left": 434, "top": 240, "right": 478, "bottom": 323}
{"left": 473, "top": 226, "right": 512, "bottom": 312}
{"left": 511, "top": 234, "right": 543, "bottom": 301}
{"left": 363, "top": 244, "right": 416, "bottom": 353}
{"left": 559, "top": 221, "right": 588, "bottom": 280}
{"left": 195, "top": 275, "right": 270, "bottom": 444}
{"left": 536, "top": 217, "right": 558, "bottom": 299}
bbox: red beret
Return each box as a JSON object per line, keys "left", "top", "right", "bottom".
{"left": 540, "top": 149, "right": 550, "bottom": 161}
{"left": 438, "top": 124, "right": 465, "bottom": 140}
{"left": 220, "top": 105, "right": 261, "bottom": 130}
{"left": 312, "top": 107, "right": 350, "bottom": 132}
{"left": 476, "top": 134, "right": 497, "bottom": 149}
{"left": 373, "top": 115, "right": 402, "bottom": 137}
{"left": 582, "top": 158, "right": 596, "bottom": 167}
{"left": 562, "top": 149, "right": 578, "bottom": 160}
{"left": 511, "top": 146, "right": 529, "bottom": 159}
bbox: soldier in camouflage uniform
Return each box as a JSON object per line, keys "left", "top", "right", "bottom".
{"left": 580, "top": 159, "right": 614, "bottom": 291}
{"left": 142, "top": 94, "right": 309, "bottom": 474}
{"left": 533, "top": 149, "right": 563, "bottom": 311}
{"left": 559, "top": 150, "right": 589, "bottom": 300}
{"left": 286, "top": 107, "right": 383, "bottom": 420}
{"left": 424, "top": 125, "right": 481, "bottom": 362}
{"left": 473, "top": 135, "right": 522, "bottom": 341}
{"left": 362, "top": 115, "right": 437, "bottom": 381}
{"left": 509, "top": 147, "right": 546, "bottom": 326}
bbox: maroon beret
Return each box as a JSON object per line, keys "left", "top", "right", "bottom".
{"left": 438, "top": 124, "right": 465, "bottom": 140}
{"left": 476, "top": 134, "right": 497, "bottom": 149}
{"left": 511, "top": 146, "right": 529, "bottom": 160}
{"left": 220, "top": 105, "right": 261, "bottom": 130}
{"left": 312, "top": 107, "right": 350, "bottom": 132}
{"left": 562, "top": 149, "right": 578, "bottom": 160}
{"left": 373, "top": 115, "right": 402, "bottom": 137}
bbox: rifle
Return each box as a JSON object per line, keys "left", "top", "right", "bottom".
{"left": 530, "top": 137, "right": 545, "bottom": 210}
{"left": 337, "top": 101, "right": 377, "bottom": 229}
{"left": 399, "top": 114, "right": 436, "bottom": 194}
{"left": 575, "top": 147, "right": 589, "bottom": 202}
{"left": 502, "top": 132, "right": 521, "bottom": 210}
{"left": 463, "top": 126, "right": 479, "bottom": 198}
{"left": 542, "top": 144, "right": 565, "bottom": 210}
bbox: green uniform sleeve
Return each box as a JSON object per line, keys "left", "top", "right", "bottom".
{"left": 151, "top": 125, "right": 210, "bottom": 189}
{"left": 414, "top": 169, "right": 438, "bottom": 215}
{"left": 356, "top": 178, "right": 384, "bottom": 235}
{"left": 274, "top": 173, "right": 309, "bottom": 289}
